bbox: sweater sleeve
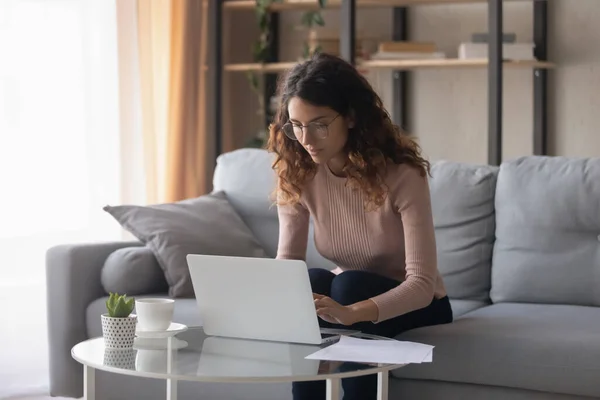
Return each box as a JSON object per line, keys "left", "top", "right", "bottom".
{"left": 276, "top": 198, "right": 310, "bottom": 261}
{"left": 369, "top": 166, "right": 438, "bottom": 323}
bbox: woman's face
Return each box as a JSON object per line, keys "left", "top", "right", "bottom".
{"left": 286, "top": 97, "right": 353, "bottom": 165}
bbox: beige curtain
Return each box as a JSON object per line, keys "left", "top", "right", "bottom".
{"left": 136, "top": 0, "right": 209, "bottom": 204}
{"left": 137, "top": 0, "right": 171, "bottom": 204}
{"left": 165, "top": 0, "right": 209, "bottom": 202}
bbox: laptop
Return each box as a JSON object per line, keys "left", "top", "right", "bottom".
{"left": 186, "top": 254, "right": 359, "bottom": 345}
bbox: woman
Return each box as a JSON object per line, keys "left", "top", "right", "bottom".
{"left": 267, "top": 52, "right": 453, "bottom": 400}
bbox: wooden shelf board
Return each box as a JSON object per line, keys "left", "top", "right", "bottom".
{"left": 361, "top": 58, "right": 556, "bottom": 69}
{"left": 224, "top": 62, "right": 299, "bottom": 72}
{"left": 223, "top": 0, "right": 540, "bottom": 11}
{"left": 224, "top": 59, "right": 555, "bottom": 72}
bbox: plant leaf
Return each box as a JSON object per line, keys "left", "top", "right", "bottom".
{"left": 302, "top": 42, "right": 311, "bottom": 59}
{"left": 313, "top": 12, "right": 324, "bottom": 26}
{"left": 301, "top": 11, "right": 315, "bottom": 27}
{"left": 124, "top": 297, "right": 135, "bottom": 315}
{"left": 106, "top": 292, "right": 117, "bottom": 314}
{"left": 105, "top": 293, "right": 134, "bottom": 317}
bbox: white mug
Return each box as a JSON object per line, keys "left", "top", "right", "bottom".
{"left": 135, "top": 298, "right": 175, "bottom": 331}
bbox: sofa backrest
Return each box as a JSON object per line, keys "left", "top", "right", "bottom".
{"left": 212, "top": 148, "right": 336, "bottom": 270}
{"left": 213, "top": 148, "right": 499, "bottom": 300}
{"left": 429, "top": 161, "right": 498, "bottom": 302}
{"left": 491, "top": 156, "right": 600, "bottom": 306}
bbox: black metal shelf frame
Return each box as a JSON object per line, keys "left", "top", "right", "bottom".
{"left": 210, "top": 0, "right": 223, "bottom": 160}
{"left": 211, "top": 0, "right": 549, "bottom": 166}
{"left": 393, "top": 7, "right": 409, "bottom": 132}
{"left": 488, "top": 0, "right": 503, "bottom": 165}
{"left": 533, "top": 0, "right": 548, "bottom": 156}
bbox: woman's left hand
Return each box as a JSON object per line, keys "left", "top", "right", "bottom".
{"left": 313, "top": 294, "right": 358, "bottom": 326}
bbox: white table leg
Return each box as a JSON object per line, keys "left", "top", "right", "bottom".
{"left": 167, "top": 379, "right": 178, "bottom": 400}
{"left": 84, "top": 365, "right": 95, "bottom": 400}
{"left": 326, "top": 378, "right": 341, "bottom": 400}
{"left": 377, "top": 371, "right": 389, "bottom": 400}
{"left": 166, "top": 336, "right": 178, "bottom": 400}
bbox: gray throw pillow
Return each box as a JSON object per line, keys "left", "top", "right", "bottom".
{"left": 103, "top": 191, "right": 268, "bottom": 297}
{"left": 101, "top": 246, "right": 169, "bottom": 295}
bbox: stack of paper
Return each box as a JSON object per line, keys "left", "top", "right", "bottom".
{"left": 305, "top": 336, "right": 434, "bottom": 365}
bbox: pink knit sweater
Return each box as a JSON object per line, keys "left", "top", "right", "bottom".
{"left": 276, "top": 162, "right": 447, "bottom": 323}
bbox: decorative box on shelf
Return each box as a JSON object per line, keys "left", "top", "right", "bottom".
{"left": 458, "top": 42, "right": 536, "bottom": 61}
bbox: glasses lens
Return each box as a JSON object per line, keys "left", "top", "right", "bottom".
{"left": 282, "top": 122, "right": 328, "bottom": 141}
{"left": 282, "top": 123, "right": 299, "bottom": 140}
{"left": 309, "top": 123, "right": 328, "bottom": 140}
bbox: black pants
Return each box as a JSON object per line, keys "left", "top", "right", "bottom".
{"left": 292, "top": 268, "right": 453, "bottom": 400}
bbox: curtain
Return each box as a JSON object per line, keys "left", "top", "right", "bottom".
{"left": 0, "top": 0, "right": 127, "bottom": 397}
{"left": 135, "top": 0, "right": 210, "bottom": 204}
{"left": 164, "top": 0, "right": 210, "bottom": 202}
{"left": 137, "top": 0, "right": 172, "bottom": 205}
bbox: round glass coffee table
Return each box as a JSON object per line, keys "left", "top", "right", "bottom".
{"left": 72, "top": 327, "right": 405, "bottom": 400}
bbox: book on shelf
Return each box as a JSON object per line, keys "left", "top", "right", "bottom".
{"left": 377, "top": 41, "right": 437, "bottom": 53}
{"left": 307, "top": 29, "right": 379, "bottom": 57}
{"left": 458, "top": 42, "right": 535, "bottom": 61}
{"left": 369, "top": 51, "right": 446, "bottom": 60}
{"left": 366, "top": 41, "right": 444, "bottom": 60}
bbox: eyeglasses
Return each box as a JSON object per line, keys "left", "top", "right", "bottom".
{"left": 282, "top": 114, "right": 341, "bottom": 141}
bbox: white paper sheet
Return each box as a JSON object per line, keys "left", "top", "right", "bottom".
{"left": 305, "top": 335, "right": 434, "bottom": 365}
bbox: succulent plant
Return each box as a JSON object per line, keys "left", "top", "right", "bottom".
{"left": 105, "top": 293, "right": 135, "bottom": 318}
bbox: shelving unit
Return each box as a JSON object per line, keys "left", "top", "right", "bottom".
{"left": 224, "top": 59, "right": 554, "bottom": 72}
{"left": 209, "top": 0, "right": 553, "bottom": 166}
{"left": 221, "top": 0, "right": 541, "bottom": 11}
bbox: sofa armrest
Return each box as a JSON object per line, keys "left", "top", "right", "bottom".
{"left": 46, "top": 240, "right": 142, "bottom": 398}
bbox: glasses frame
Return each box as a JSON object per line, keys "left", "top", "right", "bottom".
{"left": 281, "top": 114, "right": 341, "bottom": 141}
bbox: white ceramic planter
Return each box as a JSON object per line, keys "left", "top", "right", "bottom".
{"left": 101, "top": 314, "right": 137, "bottom": 349}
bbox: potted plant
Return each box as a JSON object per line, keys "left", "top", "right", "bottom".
{"left": 101, "top": 292, "right": 137, "bottom": 349}
{"left": 245, "top": 0, "right": 327, "bottom": 148}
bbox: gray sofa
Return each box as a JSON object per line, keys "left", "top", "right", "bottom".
{"left": 47, "top": 148, "right": 600, "bottom": 400}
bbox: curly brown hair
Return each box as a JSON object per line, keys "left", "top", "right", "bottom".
{"left": 267, "top": 52, "right": 430, "bottom": 211}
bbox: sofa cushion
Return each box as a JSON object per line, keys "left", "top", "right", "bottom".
{"left": 390, "top": 379, "right": 595, "bottom": 400}
{"left": 491, "top": 156, "right": 600, "bottom": 305}
{"left": 448, "top": 299, "right": 489, "bottom": 318}
{"left": 85, "top": 296, "right": 483, "bottom": 339}
{"left": 429, "top": 160, "right": 498, "bottom": 302}
{"left": 103, "top": 191, "right": 268, "bottom": 298}
{"left": 87, "top": 295, "right": 202, "bottom": 338}
{"left": 393, "top": 303, "right": 600, "bottom": 398}
{"left": 212, "top": 148, "right": 336, "bottom": 270}
{"left": 101, "top": 246, "right": 168, "bottom": 296}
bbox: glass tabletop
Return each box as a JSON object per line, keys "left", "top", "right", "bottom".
{"left": 71, "top": 327, "right": 403, "bottom": 383}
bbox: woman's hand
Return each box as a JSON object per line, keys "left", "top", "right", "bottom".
{"left": 313, "top": 294, "right": 355, "bottom": 325}
{"left": 313, "top": 294, "right": 379, "bottom": 325}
